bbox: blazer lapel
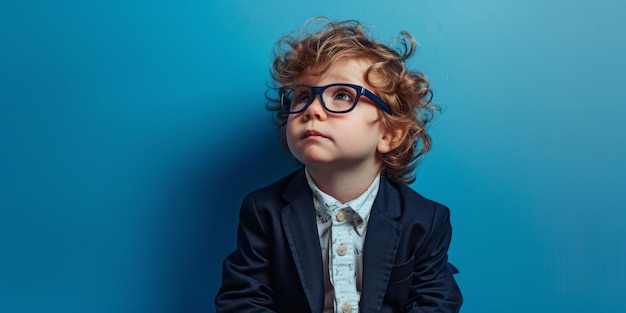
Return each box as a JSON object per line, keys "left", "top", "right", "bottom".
{"left": 280, "top": 169, "right": 325, "bottom": 313}
{"left": 360, "top": 178, "right": 402, "bottom": 313}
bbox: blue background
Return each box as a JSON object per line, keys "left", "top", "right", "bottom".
{"left": 2, "top": 0, "right": 625, "bottom": 312}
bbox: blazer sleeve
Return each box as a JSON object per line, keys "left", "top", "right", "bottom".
{"left": 215, "top": 193, "right": 278, "bottom": 313}
{"left": 406, "top": 204, "right": 463, "bottom": 313}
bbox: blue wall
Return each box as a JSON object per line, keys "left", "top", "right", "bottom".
{"left": 2, "top": 1, "right": 625, "bottom": 312}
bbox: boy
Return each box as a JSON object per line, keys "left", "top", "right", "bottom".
{"left": 215, "top": 18, "right": 462, "bottom": 313}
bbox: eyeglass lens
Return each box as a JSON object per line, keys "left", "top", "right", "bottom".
{"left": 284, "top": 85, "right": 360, "bottom": 113}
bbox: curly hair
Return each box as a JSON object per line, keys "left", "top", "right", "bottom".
{"left": 266, "top": 18, "right": 439, "bottom": 184}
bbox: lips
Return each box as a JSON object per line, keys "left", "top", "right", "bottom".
{"left": 302, "top": 129, "right": 328, "bottom": 139}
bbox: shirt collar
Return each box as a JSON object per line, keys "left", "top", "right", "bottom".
{"left": 305, "top": 169, "right": 380, "bottom": 236}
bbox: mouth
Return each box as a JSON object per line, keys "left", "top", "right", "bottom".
{"left": 302, "top": 130, "right": 328, "bottom": 139}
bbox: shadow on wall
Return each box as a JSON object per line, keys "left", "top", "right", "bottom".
{"left": 157, "top": 115, "right": 299, "bottom": 312}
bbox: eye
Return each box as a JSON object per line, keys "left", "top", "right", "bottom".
{"left": 295, "top": 94, "right": 310, "bottom": 104}
{"left": 333, "top": 92, "right": 353, "bottom": 102}
{"left": 292, "top": 88, "right": 311, "bottom": 104}
{"left": 329, "top": 86, "right": 356, "bottom": 100}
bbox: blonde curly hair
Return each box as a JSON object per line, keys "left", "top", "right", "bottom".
{"left": 266, "top": 18, "right": 439, "bottom": 183}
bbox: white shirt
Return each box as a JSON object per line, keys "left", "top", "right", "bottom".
{"left": 305, "top": 170, "right": 380, "bottom": 313}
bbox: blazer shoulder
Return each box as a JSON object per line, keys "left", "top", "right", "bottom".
{"left": 387, "top": 179, "right": 451, "bottom": 220}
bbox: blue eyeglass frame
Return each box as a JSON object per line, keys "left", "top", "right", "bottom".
{"left": 280, "top": 83, "right": 394, "bottom": 115}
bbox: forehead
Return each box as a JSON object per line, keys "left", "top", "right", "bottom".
{"left": 297, "top": 57, "right": 374, "bottom": 86}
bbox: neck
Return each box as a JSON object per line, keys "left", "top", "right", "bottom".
{"left": 306, "top": 162, "right": 381, "bottom": 203}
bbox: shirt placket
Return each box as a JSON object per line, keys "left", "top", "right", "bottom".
{"left": 329, "top": 205, "right": 359, "bottom": 313}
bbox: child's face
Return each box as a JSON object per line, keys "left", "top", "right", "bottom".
{"left": 285, "top": 57, "right": 395, "bottom": 172}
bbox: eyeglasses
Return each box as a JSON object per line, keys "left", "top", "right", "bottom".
{"left": 280, "top": 83, "right": 394, "bottom": 115}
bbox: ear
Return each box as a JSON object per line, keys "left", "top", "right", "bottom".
{"left": 377, "top": 127, "right": 408, "bottom": 154}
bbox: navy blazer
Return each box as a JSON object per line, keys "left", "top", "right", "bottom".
{"left": 215, "top": 169, "right": 462, "bottom": 313}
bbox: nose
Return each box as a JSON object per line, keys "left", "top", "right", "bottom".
{"left": 302, "top": 94, "right": 327, "bottom": 121}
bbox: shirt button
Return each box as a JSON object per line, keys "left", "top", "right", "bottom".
{"left": 336, "top": 210, "right": 346, "bottom": 222}
{"left": 342, "top": 303, "right": 352, "bottom": 313}
{"left": 336, "top": 244, "right": 347, "bottom": 256}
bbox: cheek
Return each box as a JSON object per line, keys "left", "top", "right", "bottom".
{"left": 285, "top": 120, "right": 297, "bottom": 146}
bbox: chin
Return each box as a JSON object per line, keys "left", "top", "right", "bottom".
{"left": 297, "top": 154, "right": 334, "bottom": 167}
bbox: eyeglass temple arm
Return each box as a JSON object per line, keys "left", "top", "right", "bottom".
{"left": 361, "top": 87, "right": 394, "bottom": 115}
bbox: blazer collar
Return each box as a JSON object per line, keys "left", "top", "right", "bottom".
{"left": 360, "top": 176, "right": 403, "bottom": 312}
{"left": 280, "top": 169, "right": 325, "bottom": 313}
{"left": 280, "top": 168, "right": 403, "bottom": 313}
